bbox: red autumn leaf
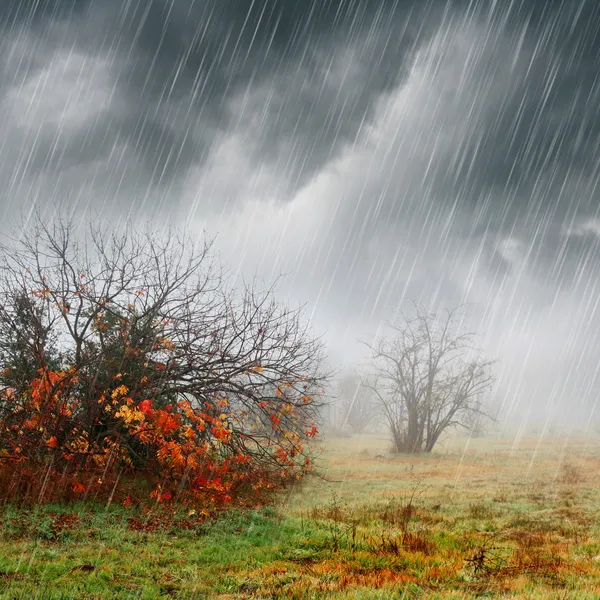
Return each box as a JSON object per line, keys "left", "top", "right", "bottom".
{"left": 138, "top": 399, "right": 154, "bottom": 414}
{"left": 305, "top": 424, "right": 318, "bottom": 438}
{"left": 154, "top": 411, "right": 179, "bottom": 435}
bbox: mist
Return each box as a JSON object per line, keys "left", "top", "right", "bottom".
{"left": 1, "top": 0, "right": 600, "bottom": 431}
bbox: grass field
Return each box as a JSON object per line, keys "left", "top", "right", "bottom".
{"left": 1, "top": 432, "right": 600, "bottom": 598}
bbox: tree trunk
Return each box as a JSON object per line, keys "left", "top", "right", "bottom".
{"left": 407, "top": 406, "right": 421, "bottom": 453}
{"left": 424, "top": 432, "right": 440, "bottom": 452}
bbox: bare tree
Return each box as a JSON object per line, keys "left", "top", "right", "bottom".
{"left": 364, "top": 306, "right": 495, "bottom": 453}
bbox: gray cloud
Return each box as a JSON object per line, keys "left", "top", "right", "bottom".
{"left": 1, "top": 0, "right": 600, "bottom": 426}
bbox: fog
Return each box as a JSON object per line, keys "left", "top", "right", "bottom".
{"left": 1, "top": 0, "right": 600, "bottom": 430}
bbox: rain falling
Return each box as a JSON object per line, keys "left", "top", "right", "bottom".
{"left": 0, "top": 0, "right": 599, "bottom": 597}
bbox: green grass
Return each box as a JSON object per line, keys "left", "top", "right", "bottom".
{"left": 1, "top": 433, "right": 600, "bottom": 598}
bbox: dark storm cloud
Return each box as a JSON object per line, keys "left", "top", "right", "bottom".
{"left": 0, "top": 0, "right": 425, "bottom": 203}
{"left": 107, "top": 0, "right": 423, "bottom": 190}
{"left": 2, "top": 0, "right": 600, "bottom": 424}
{"left": 454, "top": 1, "right": 600, "bottom": 220}
{"left": 2, "top": 0, "right": 598, "bottom": 222}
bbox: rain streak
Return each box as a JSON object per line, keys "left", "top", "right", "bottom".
{"left": 1, "top": 1, "right": 600, "bottom": 597}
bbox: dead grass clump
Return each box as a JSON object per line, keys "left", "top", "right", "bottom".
{"left": 370, "top": 533, "right": 402, "bottom": 555}
{"left": 306, "top": 495, "right": 349, "bottom": 523}
{"left": 463, "top": 532, "right": 567, "bottom": 590}
{"left": 492, "top": 491, "right": 508, "bottom": 503}
{"left": 509, "top": 547, "right": 567, "bottom": 587}
{"left": 380, "top": 480, "right": 425, "bottom": 530}
{"left": 526, "top": 481, "right": 552, "bottom": 506}
{"left": 527, "top": 493, "right": 545, "bottom": 506}
{"left": 468, "top": 501, "right": 495, "bottom": 520}
{"left": 269, "top": 559, "right": 415, "bottom": 595}
{"left": 557, "top": 463, "right": 584, "bottom": 485}
{"left": 512, "top": 547, "right": 563, "bottom": 572}
{"left": 418, "top": 509, "right": 447, "bottom": 527}
{"left": 507, "top": 516, "right": 554, "bottom": 535}
{"left": 402, "top": 530, "right": 434, "bottom": 554}
{"left": 370, "top": 529, "right": 434, "bottom": 556}
{"left": 510, "top": 530, "right": 552, "bottom": 549}
{"left": 381, "top": 498, "right": 414, "bottom": 529}
{"left": 552, "top": 506, "right": 594, "bottom": 527}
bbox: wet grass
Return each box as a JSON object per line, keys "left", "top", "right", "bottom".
{"left": 1, "top": 433, "right": 600, "bottom": 598}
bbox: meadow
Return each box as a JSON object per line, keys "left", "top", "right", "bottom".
{"left": 1, "top": 432, "right": 600, "bottom": 599}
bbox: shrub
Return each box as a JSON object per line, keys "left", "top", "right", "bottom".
{"left": 0, "top": 215, "right": 328, "bottom": 509}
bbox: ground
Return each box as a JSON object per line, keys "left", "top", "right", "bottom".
{"left": 1, "top": 432, "right": 600, "bottom": 598}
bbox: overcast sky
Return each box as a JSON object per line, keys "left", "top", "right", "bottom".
{"left": 1, "top": 0, "right": 600, "bottom": 427}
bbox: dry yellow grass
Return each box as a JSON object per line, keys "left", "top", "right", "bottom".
{"left": 1, "top": 431, "right": 600, "bottom": 598}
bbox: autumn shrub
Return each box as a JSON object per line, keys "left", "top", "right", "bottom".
{"left": 0, "top": 215, "right": 328, "bottom": 510}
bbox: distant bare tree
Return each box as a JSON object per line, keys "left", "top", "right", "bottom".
{"left": 364, "top": 306, "right": 495, "bottom": 453}
{"left": 338, "top": 372, "right": 376, "bottom": 434}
